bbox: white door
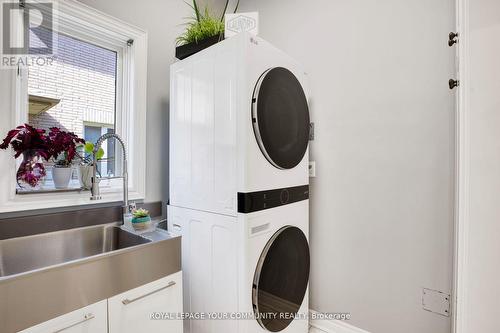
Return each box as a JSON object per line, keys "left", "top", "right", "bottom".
{"left": 108, "top": 272, "right": 183, "bottom": 333}
{"left": 19, "top": 300, "right": 107, "bottom": 333}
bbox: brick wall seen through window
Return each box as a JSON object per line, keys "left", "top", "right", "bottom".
{"left": 24, "top": 28, "right": 117, "bottom": 190}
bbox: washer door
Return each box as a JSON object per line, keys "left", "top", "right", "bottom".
{"left": 252, "top": 226, "right": 310, "bottom": 332}
{"left": 252, "top": 67, "right": 310, "bottom": 170}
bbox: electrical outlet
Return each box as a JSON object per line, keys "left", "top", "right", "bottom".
{"left": 309, "top": 122, "right": 314, "bottom": 141}
{"left": 309, "top": 161, "right": 316, "bottom": 177}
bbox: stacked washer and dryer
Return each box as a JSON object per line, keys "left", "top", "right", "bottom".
{"left": 168, "top": 32, "right": 311, "bottom": 333}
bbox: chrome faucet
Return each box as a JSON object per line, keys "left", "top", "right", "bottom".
{"left": 90, "top": 133, "right": 135, "bottom": 224}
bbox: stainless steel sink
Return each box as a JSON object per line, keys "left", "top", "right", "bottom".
{"left": 0, "top": 225, "right": 150, "bottom": 277}
{"left": 0, "top": 223, "right": 181, "bottom": 333}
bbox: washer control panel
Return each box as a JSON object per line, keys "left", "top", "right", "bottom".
{"left": 237, "top": 185, "right": 309, "bottom": 213}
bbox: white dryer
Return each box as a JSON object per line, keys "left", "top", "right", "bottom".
{"left": 169, "top": 32, "right": 310, "bottom": 216}
{"left": 167, "top": 200, "right": 309, "bottom": 333}
{"left": 168, "top": 32, "right": 310, "bottom": 333}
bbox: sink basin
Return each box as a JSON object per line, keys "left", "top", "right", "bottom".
{"left": 0, "top": 221, "right": 181, "bottom": 333}
{"left": 0, "top": 224, "right": 150, "bottom": 277}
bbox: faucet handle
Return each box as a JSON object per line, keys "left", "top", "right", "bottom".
{"left": 90, "top": 176, "right": 102, "bottom": 200}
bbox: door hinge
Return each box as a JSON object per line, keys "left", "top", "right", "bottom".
{"left": 448, "top": 32, "right": 459, "bottom": 47}
{"left": 449, "top": 79, "right": 459, "bottom": 90}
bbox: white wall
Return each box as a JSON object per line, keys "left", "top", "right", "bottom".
{"left": 459, "top": 0, "right": 500, "bottom": 331}
{"left": 79, "top": 0, "right": 225, "bottom": 203}
{"left": 237, "top": 1, "right": 455, "bottom": 332}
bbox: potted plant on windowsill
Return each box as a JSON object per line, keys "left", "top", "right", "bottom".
{"left": 0, "top": 124, "right": 51, "bottom": 188}
{"left": 47, "top": 127, "right": 85, "bottom": 189}
{"left": 52, "top": 154, "right": 75, "bottom": 189}
{"left": 0, "top": 124, "right": 85, "bottom": 190}
{"left": 175, "top": 0, "right": 239, "bottom": 60}
{"left": 77, "top": 142, "right": 104, "bottom": 190}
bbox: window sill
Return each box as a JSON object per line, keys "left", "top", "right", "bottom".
{"left": 16, "top": 179, "right": 84, "bottom": 195}
{"left": 0, "top": 188, "right": 144, "bottom": 214}
{"left": 17, "top": 187, "right": 84, "bottom": 195}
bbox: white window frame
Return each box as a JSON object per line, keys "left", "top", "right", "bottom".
{"left": 0, "top": 0, "right": 147, "bottom": 213}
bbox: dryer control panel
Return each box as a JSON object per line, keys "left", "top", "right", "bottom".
{"left": 237, "top": 185, "right": 309, "bottom": 213}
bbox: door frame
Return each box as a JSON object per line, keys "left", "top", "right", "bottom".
{"left": 452, "top": 0, "right": 470, "bottom": 332}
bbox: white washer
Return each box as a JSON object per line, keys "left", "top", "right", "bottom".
{"left": 167, "top": 200, "right": 309, "bottom": 333}
{"left": 168, "top": 32, "right": 310, "bottom": 333}
{"left": 169, "top": 32, "right": 310, "bottom": 216}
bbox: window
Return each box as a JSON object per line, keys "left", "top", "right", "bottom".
{"left": 84, "top": 125, "right": 116, "bottom": 177}
{"left": 0, "top": 0, "right": 147, "bottom": 212}
{"left": 19, "top": 28, "right": 118, "bottom": 192}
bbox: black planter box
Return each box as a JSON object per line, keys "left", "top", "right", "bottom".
{"left": 175, "top": 34, "right": 223, "bottom": 60}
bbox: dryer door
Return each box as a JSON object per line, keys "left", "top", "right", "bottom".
{"left": 252, "top": 226, "right": 310, "bottom": 332}
{"left": 252, "top": 67, "right": 310, "bottom": 170}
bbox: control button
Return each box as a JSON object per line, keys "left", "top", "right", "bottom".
{"left": 280, "top": 189, "right": 290, "bottom": 204}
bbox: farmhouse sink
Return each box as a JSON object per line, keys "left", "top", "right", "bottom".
{"left": 0, "top": 222, "right": 181, "bottom": 333}
{"left": 0, "top": 224, "right": 150, "bottom": 277}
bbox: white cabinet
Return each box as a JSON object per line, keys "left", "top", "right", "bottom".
{"left": 20, "top": 272, "right": 183, "bottom": 333}
{"left": 108, "top": 271, "right": 183, "bottom": 333}
{"left": 20, "top": 300, "right": 107, "bottom": 333}
{"left": 168, "top": 206, "right": 239, "bottom": 333}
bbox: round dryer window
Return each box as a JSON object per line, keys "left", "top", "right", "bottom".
{"left": 252, "top": 67, "right": 310, "bottom": 169}
{"left": 252, "top": 226, "right": 310, "bottom": 332}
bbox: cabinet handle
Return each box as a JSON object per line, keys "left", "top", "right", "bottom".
{"left": 52, "top": 313, "right": 95, "bottom": 333}
{"left": 122, "top": 281, "right": 176, "bottom": 305}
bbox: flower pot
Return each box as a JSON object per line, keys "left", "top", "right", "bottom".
{"left": 78, "top": 165, "right": 93, "bottom": 190}
{"left": 52, "top": 166, "right": 73, "bottom": 189}
{"left": 17, "top": 150, "right": 46, "bottom": 188}
{"left": 131, "top": 216, "right": 152, "bottom": 230}
{"left": 175, "top": 34, "right": 223, "bottom": 60}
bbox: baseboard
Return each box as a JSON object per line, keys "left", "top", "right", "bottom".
{"left": 309, "top": 310, "right": 371, "bottom": 333}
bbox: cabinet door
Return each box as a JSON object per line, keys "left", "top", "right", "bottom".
{"left": 19, "top": 300, "right": 107, "bottom": 333}
{"left": 108, "top": 271, "right": 183, "bottom": 333}
{"left": 167, "top": 205, "right": 239, "bottom": 333}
